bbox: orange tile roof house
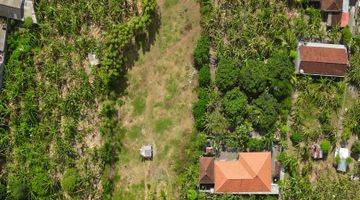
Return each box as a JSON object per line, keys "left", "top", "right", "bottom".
{"left": 199, "top": 152, "right": 279, "bottom": 195}
{"left": 295, "top": 42, "right": 349, "bottom": 77}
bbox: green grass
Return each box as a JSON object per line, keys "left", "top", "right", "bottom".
{"left": 154, "top": 118, "right": 173, "bottom": 134}
{"left": 128, "top": 124, "right": 142, "bottom": 139}
{"left": 132, "top": 96, "right": 146, "bottom": 116}
{"left": 165, "top": 76, "right": 178, "bottom": 100}
{"left": 164, "top": 0, "right": 179, "bottom": 8}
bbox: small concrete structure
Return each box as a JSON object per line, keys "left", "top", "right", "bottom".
{"left": 335, "top": 147, "right": 350, "bottom": 172}
{"left": 0, "top": 0, "right": 37, "bottom": 23}
{"left": 0, "top": 21, "right": 6, "bottom": 88}
{"left": 140, "top": 144, "right": 153, "bottom": 160}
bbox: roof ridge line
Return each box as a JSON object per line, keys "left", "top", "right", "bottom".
{"left": 238, "top": 154, "right": 256, "bottom": 178}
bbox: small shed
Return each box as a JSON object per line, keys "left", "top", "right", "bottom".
{"left": 335, "top": 147, "right": 350, "bottom": 172}
{"left": 140, "top": 145, "right": 153, "bottom": 160}
{"left": 311, "top": 144, "right": 323, "bottom": 159}
{"left": 0, "top": 0, "right": 24, "bottom": 20}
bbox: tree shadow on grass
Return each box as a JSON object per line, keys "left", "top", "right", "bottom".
{"left": 109, "top": 11, "right": 161, "bottom": 95}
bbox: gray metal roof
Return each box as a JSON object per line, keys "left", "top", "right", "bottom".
{"left": 0, "top": 0, "right": 23, "bottom": 9}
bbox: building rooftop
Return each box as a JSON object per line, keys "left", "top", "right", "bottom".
{"left": 140, "top": 145, "right": 152, "bottom": 158}
{"left": 214, "top": 152, "right": 272, "bottom": 193}
{"left": 199, "top": 157, "right": 215, "bottom": 185}
{"left": 321, "top": 0, "right": 344, "bottom": 11}
{"left": 299, "top": 43, "right": 348, "bottom": 65}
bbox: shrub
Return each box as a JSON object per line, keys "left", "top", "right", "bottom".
{"left": 290, "top": 132, "right": 303, "bottom": 144}
{"left": 239, "top": 60, "right": 268, "bottom": 96}
{"left": 248, "top": 138, "right": 263, "bottom": 151}
{"left": 289, "top": 50, "right": 297, "bottom": 61}
{"left": 205, "top": 110, "right": 229, "bottom": 135}
{"left": 99, "top": 141, "right": 116, "bottom": 164}
{"left": 352, "top": 141, "right": 360, "bottom": 155}
{"left": 222, "top": 87, "right": 248, "bottom": 126}
{"left": 278, "top": 152, "right": 298, "bottom": 176}
{"left": 193, "top": 94, "right": 209, "bottom": 131}
{"left": 341, "top": 26, "right": 352, "bottom": 46}
{"left": 271, "top": 80, "right": 293, "bottom": 100}
{"left": 0, "top": 183, "right": 6, "bottom": 199}
{"left": 215, "top": 57, "right": 239, "bottom": 92}
{"left": 61, "top": 168, "right": 80, "bottom": 194}
{"left": 268, "top": 50, "right": 294, "bottom": 81}
{"left": 248, "top": 93, "right": 279, "bottom": 132}
{"left": 348, "top": 53, "right": 360, "bottom": 88}
{"left": 193, "top": 35, "right": 210, "bottom": 68}
{"left": 320, "top": 139, "right": 331, "bottom": 155}
{"left": 198, "top": 66, "right": 211, "bottom": 88}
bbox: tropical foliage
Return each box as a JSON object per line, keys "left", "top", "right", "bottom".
{"left": 0, "top": 0, "right": 157, "bottom": 198}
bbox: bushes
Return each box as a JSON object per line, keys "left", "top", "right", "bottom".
{"left": 278, "top": 152, "right": 298, "bottom": 176}
{"left": 348, "top": 52, "right": 360, "bottom": 88}
{"left": 61, "top": 168, "right": 80, "bottom": 194}
{"left": 198, "top": 66, "right": 211, "bottom": 88}
{"left": 290, "top": 132, "right": 303, "bottom": 144}
{"left": 222, "top": 87, "right": 248, "bottom": 127}
{"left": 352, "top": 141, "right": 360, "bottom": 155}
{"left": 239, "top": 60, "right": 268, "bottom": 96}
{"left": 248, "top": 138, "right": 264, "bottom": 151}
{"left": 193, "top": 35, "right": 210, "bottom": 68}
{"left": 215, "top": 57, "right": 239, "bottom": 92}
{"left": 341, "top": 26, "right": 352, "bottom": 46}
{"left": 320, "top": 139, "right": 331, "bottom": 155}
{"left": 205, "top": 110, "right": 229, "bottom": 135}
{"left": 249, "top": 93, "right": 279, "bottom": 132}
{"left": 193, "top": 89, "right": 210, "bottom": 130}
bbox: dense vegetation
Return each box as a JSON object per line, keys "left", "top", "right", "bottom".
{"left": 0, "top": 0, "right": 156, "bottom": 199}
{"left": 178, "top": 0, "right": 360, "bottom": 199}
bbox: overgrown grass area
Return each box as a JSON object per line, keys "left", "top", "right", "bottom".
{"left": 112, "top": 0, "right": 200, "bottom": 199}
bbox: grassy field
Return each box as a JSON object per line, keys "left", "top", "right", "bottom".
{"left": 112, "top": 0, "right": 200, "bottom": 199}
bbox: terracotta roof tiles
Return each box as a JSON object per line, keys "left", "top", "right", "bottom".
{"left": 214, "top": 152, "right": 271, "bottom": 193}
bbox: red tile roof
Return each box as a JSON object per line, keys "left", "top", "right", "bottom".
{"left": 199, "top": 157, "right": 214, "bottom": 184}
{"left": 214, "top": 152, "right": 271, "bottom": 193}
{"left": 299, "top": 46, "right": 348, "bottom": 64}
{"left": 298, "top": 44, "right": 348, "bottom": 76}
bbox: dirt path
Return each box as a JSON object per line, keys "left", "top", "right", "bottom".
{"left": 113, "top": 0, "right": 200, "bottom": 199}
